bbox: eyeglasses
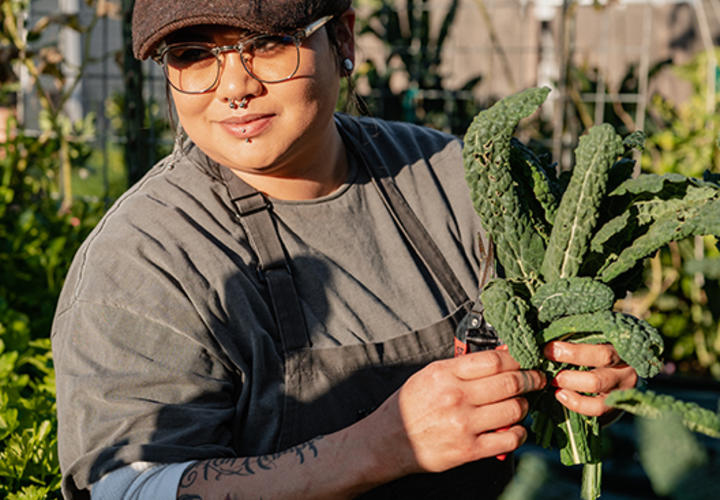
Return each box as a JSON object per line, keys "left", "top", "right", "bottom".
{"left": 154, "top": 15, "right": 334, "bottom": 94}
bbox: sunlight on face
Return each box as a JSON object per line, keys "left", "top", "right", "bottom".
{"left": 170, "top": 22, "right": 343, "bottom": 178}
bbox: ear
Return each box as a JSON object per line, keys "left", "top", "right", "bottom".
{"left": 334, "top": 8, "right": 356, "bottom": 67}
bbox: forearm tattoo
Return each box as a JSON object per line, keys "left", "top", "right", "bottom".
{"left": 177, "top": 436, "right": 324, "bottom": 498}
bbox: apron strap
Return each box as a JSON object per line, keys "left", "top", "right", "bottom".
{"left": 335, "top": 115, "right": 471, "bottom": 310}
{"left": 221, "top": 167, "right": 310, "bottom": 352}
{"left": 219, "top": 114, "right": 472, "bottom": 352}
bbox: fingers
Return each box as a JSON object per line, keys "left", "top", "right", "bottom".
{"left": 552, "top": 365, "right": 637, "bottom": 394}
{"left": 472, "top": 425, "right": 527, "bottom": 460}
{"left": 544, "top": 341, "right": 621, "bottom": 368}
{"left": 552, "top": 364, "right": 638, "bottom": 417}
{"left": 554, "top": 389, "right": 610, "bottom": 417}
{"left": 451, "top": 350, "right": 521, "bottom": 380}
{"left": 461, "top": 369, "right": 547, "bottom": 406}
{"left": 467, "top": 398, "right": 530, "bottom": 435}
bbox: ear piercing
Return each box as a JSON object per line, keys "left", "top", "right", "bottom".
{"left": 343, "top": 58, "right": 354, "bottom": 73}
{"left": 229, "top": 96, "right": 249, "bottom": 109}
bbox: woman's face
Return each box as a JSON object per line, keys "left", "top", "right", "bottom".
{"left": 169, "top": 12, "right": 354, "bottom": 178}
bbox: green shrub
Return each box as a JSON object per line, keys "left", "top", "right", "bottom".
{"left": 0, "top": 120, "right": 102, "bottom": 498}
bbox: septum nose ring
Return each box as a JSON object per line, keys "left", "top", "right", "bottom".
{"left": 229, "top": 97, "right": 249, "bottom": 110}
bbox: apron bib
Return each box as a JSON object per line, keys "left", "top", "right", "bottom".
{"left": 220, "top": 116, "right": 512, "bottom": 498}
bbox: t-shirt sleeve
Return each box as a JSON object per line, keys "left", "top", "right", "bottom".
{"left": 52, "top": 299, "right": 241, "bottom": 496}
{"left": 91, "top": 461, "right": 195, "bottom": 500}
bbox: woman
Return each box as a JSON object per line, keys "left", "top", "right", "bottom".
{"left": 52, "top": 1, "right": 637, "bottom": 498}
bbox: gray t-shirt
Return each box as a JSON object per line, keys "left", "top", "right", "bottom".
{"left": 52, "top": 114, "right": 490, "bottom": 498}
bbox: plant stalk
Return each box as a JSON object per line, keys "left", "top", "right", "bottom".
{"left": 581, "top": 462, "right": 602, "bottom": 500}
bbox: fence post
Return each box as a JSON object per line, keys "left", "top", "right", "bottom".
{"left": 122, "top": 0, "right": 149, "bottom": 185}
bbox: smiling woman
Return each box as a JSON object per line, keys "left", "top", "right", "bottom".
{"left": 168, "top": 15, "right": 349, "bottom": 200}
{"left": 50, "top": 1, "right": 636, "bottom": 500}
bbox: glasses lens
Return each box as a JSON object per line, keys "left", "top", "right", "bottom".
{"left": 243, "top": 35, "right": 300, "bottom": 83}
{"left": 162, "top": 36, "right": 301, "bottom": 92}
{"left": 164, "top": 45, "right": 218, "bottom": 93}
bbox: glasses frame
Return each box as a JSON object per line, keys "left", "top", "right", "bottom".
{"left": 154, "top": 14, "right": 335, "bottom": 94}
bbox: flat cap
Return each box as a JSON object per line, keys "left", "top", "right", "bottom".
{"left": 132, "top": 0, "right": 352, "bottom": 60}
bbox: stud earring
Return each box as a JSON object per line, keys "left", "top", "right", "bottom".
{"left": 239, "top": 96, "right": 248, "bottom": 109}
{"left": 342, "top": 58, "right": 354, "bottom": 73}
{"left": 229, "top": 99, "right": 238, "bottom": 110}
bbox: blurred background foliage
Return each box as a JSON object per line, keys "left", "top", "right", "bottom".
{"left": 1, "top": 0, "right": 719, "bottom": 498}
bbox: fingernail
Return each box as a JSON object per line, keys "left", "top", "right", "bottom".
{"left": 495, "top": 344, "right": 509, "bottom": 351}
{"left": 555, "top": 389, "right": 568, "bottom": 402}
{"left": 496, "top": 454, "right": 507, "bottom": 461}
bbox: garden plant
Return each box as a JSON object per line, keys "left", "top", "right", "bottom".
{"left": 1, "top": 1, "right": 108, "bottom": 497}
{"left": 463, "top": 86, "right": 720, "bottom": 500}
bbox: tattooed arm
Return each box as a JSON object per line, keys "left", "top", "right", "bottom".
{"left": 174, "top": 350, "right": 547, "bottom": 500}
{"left": 176, "top": 432, "right": 390, "bottom": 500}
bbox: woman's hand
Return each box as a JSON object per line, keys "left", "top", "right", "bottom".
{"left": 544, "top": 341, "right": 638, "bottom": 418}
{"left": 365, "top": 350, "right": 546, "bottom": 477}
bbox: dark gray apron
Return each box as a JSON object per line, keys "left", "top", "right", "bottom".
{"left": 219, "top": 116, "right": 512, "bottom": 498}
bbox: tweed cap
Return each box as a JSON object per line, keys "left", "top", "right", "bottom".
{"left": 132, "top": 0, "right": 352, "bottom": 60}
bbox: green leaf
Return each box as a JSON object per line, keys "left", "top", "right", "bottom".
{"left": 557, "top": 409, "right": 600, "bottom": 466}
{"left": 598, "top": 197, "right": 720, "bottom": 283}
{"left": 0, "top": 352, "right": 19, "bottom": 379}
{"left": 622, "top": 130, "right": 646, "bottom": 153}
{"left": 540, "top": 311, "right": 664, "bottom": 378}
{"left": 0, "top": 408, "right": 19, "bottom": 440}
{"left": 6, "top": 484, "right": 53, "bottom": 500}
{"left": 542, "top": 124, "right": 623, "bottom": 281}
{"left": 464, "top": 87, "right": 551, "bottom": 280}
{"left": 530, "top": 277, "right": 615, "bottom": 324}
{"left": 509, "top": 137, "right": 558, "bottom": 231}
{"left": 606, "top": 389, "right": 720, "bottom": 438}
{"left": 481, "top": 278, "right": 541, "bottom": 369}
{"left": 498, "top": 453, "right": 549, "bottom": 500}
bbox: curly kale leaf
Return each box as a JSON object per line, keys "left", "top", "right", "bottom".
{"left": 509, "top": 137, "right": 559, "bottom": 231}
{"left": 597, "top": 197, "right": 720, "bottom": 283}
{"left": 584, "top": 174, "right": 720, "bottom": 282}
{"left": 539, "top": 311, "right": 664, "bottom": 378}
{"left": 481, "top": 278, "right": 541, "bottom": 369}
{"left": 530, "top": 277, "right": 615, "bottom": 324}
{"left": 606, "top": 389, "right": 720, "bottom": 438}
{"left": 463, "top": 87, "right": 551, "bottom": 281}
{"left": 541, "top": 124, "right": 623, "bottom": 282}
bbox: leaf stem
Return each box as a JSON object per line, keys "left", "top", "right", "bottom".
{"left": 581, "top": 462, "right": 602, "bottom": 500}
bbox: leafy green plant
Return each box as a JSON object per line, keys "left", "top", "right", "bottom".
{"left": 619, "top": 49, "right": 720, "bottom": 379}
{"left": 1, "top": 4, "right": 107, "bottom": 495}
{"left": 462, "top": 87, "right": 720, "bottom": 499}
{"left": 1, "top": 0, "right": 116, "bottom": 211}
{"left": 633, "top": 409, "right": 720, "bottom": 499}
{"left": 0, "top": 112, "right": 102, "bottom": 498}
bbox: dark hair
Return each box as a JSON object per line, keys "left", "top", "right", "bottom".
{"left": 325, "top": 17, "right": 368, "bottom": 116}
